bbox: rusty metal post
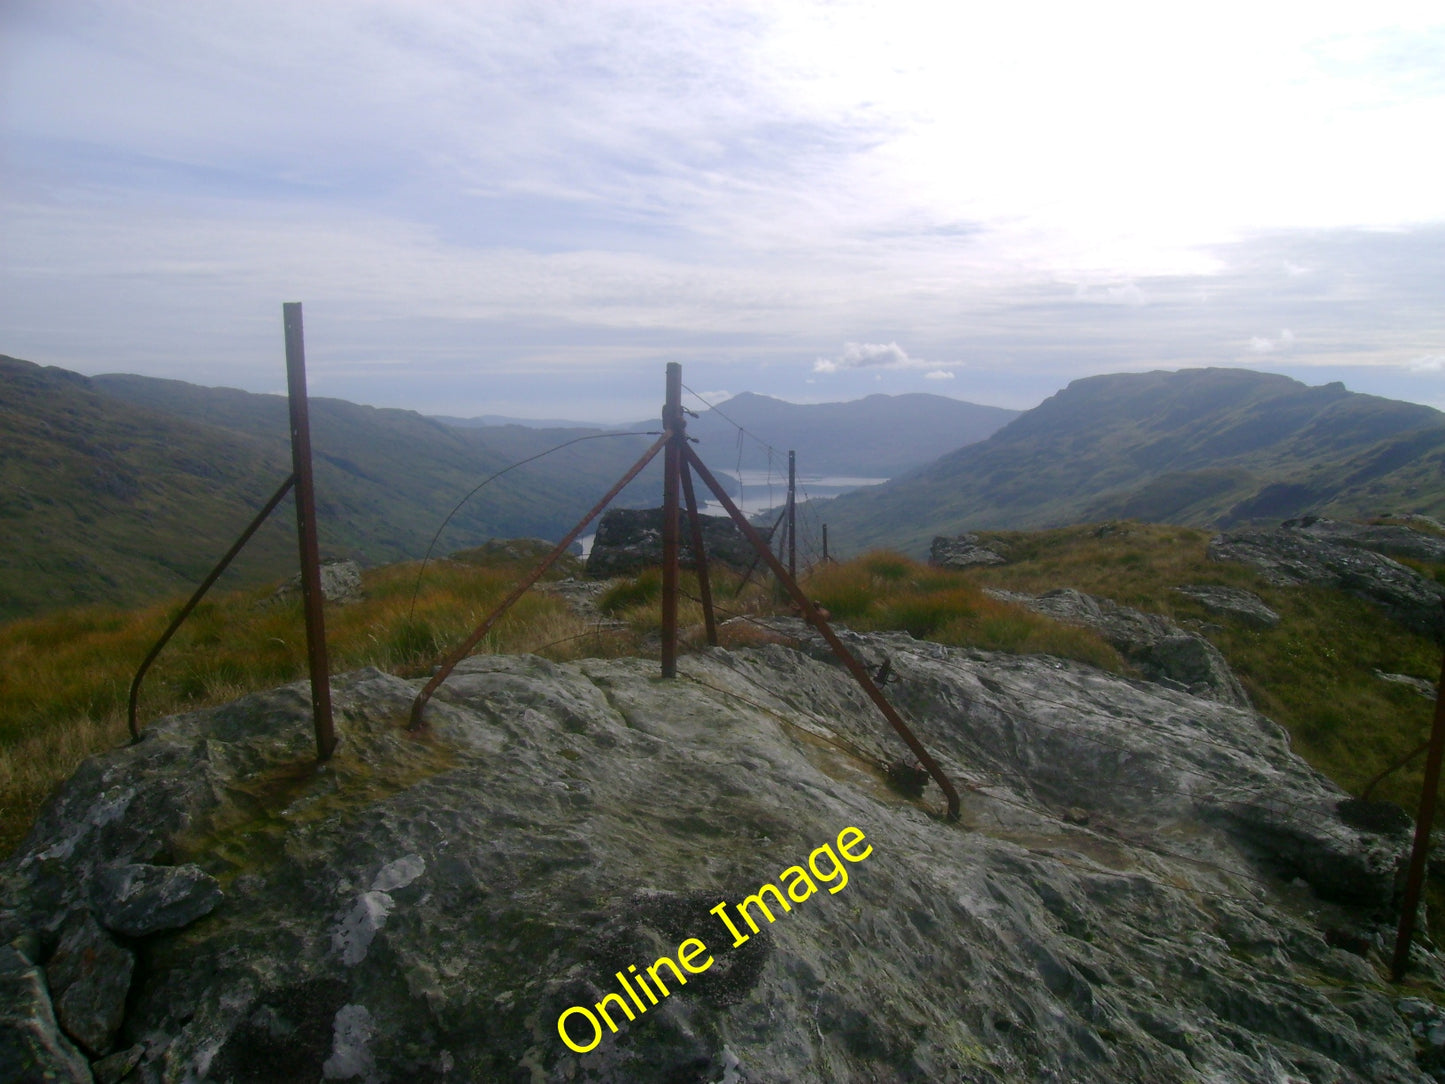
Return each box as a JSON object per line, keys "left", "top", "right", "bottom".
{"left": 409, "top": 432, "right": 672, "bottom": 730}
{"left": 1391, "top": 617, "right": 1445, "bottom": 980}
{"left": 685, "top": 445, "right": 961, "bottom": 820}
{"left": 661, "top": 363, "right": 684, "bottom": 678}
{"left": 283, "top": 302, "right": 337, "bottom": 762}
{"left": 787, "top": 450, "right": 797, "bottom": 580}
{"left": 681, "top": 459, "right": 718, "bottom": 647}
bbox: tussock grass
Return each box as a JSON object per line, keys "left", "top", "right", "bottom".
{"left": 803, "top": 551, "right": 1123, "bottom": 671}
{"left": 0, "top": 557, "right": 597, "bottom": 855}
{"left": 6, "top": 521, "right": 1440, "bottom": 876}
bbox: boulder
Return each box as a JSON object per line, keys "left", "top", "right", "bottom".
{"left": 0, "top": 637, "right": 1427, "bottom": 1082}
{"left": 585, "top": 507, "right": 759, "bottom": 579}
{"left": 1173, "top": 584, "right": 1280, "bottom": 627}
{"left": 988, "top": 587, "right": 1251, "bottom": 707}
{"left": 1282, "top": 515, "right": 1445, "bottom": 564}
{"left": 45, "top": 912, "right": 134, "bottom": 1057}
{"left": 270, "top": 559, "right": 364, "bottom": 606}
{"left": 92, "top": 862, "right": 222, "bottom": 938}
{"left": 1210, "top": 521, "right": 1445, "bottom": 640}
{"left": 0, "top": 944, "right": 93, "bottom": 1084}
{"left": 929, "top": 533, "right": 1008, "bottom": 569}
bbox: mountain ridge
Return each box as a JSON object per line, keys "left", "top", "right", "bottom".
{"left": 1, "top": 356, "right": 661, "bottom": 618}
{"left": 662, "top": 389, "right": 1018, "bottom": 478}
{"left": 814, "top": 367, "right": 1445, "bottom": 556}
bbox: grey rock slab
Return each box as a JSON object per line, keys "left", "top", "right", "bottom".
{"left": 930, "top": 533, "right": 1008, "bottom": 568}
{"left": 1173, "top": 584, "right": 1281, "bottom": 627}
{"left": 270, "top": 558, "right": 363, "bottom": 605}
{"left": 1210, "top": 522, "right": 1445, "bottom": 639}
{"left": 0, "top": 649, "right": 1429, "bottom": 1083}
{"left": 1375, "top": 670, "right": 1439, "bottom": 699}
{"left": 0, "top": 945, "right": 93, "bottom": 1084}
{"left": 987, "top": 587, "right": 1251, "bottom": 707}
{"left": 92, "top": 863, "right": 222, "bottom": 938}
{"left": 46, "top": 911, "right": 134, "bottom": 1056}
{"left": 1283, "top": 515, "right": 1445, "bottom": 564}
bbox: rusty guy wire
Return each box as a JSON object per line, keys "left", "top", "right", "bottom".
{"left": 128, "top": 301, "right": 336, "bottom": 762}
{"left": 682, "top": 444, "right": 962, "bottom": 820}
{"left": 127, "top": 473, "right": 296, "bottom": 740}
{"left": 407, "top": 429, "right": 673, "bottom": 731}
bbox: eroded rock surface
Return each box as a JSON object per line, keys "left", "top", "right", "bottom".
{"left": 929, "top": 533, "right": 1008, "bottom": 569}
{"left": 1174, "top": 584, "right": 1281, "bottom": 628}
{"left": 0, "top": 632, "right": 1432, "bottom": 1083}
{"left": 987, "top": 587, "right": 1251, "bottom": 707}
{"left": 1210, "top": 520, "right": 1445, "bottom": 639}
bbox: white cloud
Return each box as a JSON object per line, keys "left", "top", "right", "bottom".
{"left": 813, "top": 341, "right": 965, "bottom": 376}
{"left": 842, "top": 341, "right": 911, "bottom": 368}
{"left": 1248, "top": 329, "right": 1297, "bottom": 354}
{"left": 1410, "top": 355, "right": 1445, "bottom": 373}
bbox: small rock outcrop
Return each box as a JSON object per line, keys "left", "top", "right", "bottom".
{"left": 988, "top": 587, "right": 1251, "bottom": 706}
{"left": 1281, "top": 516, "right": 1445, "bottom": 564}
{"left": 0, "top": 627, "right": 1429, "bottom": 1082}
{"left": 269, "top": 559, "right": 364, "bottom": 606}
{"left": 929, "top": 533, "right": 1007, "bottom": 569}
{"left": 1173, "top": 583, "right": 1281, "bottom": 627}
{"left": 585, "top": 507, "right": 758, "bottom": 579}
{"left": 1210, "top": 519, "right": 1445, "bottom": 639}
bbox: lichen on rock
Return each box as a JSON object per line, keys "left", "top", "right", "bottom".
{"left": 0, "top": 632, "right": 1436, "bottom": 1082}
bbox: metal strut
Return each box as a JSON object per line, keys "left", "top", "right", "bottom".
{"left": 407, "top": 430, "right": 673, "bottom": 731}
{"left": 683, "top": 444, "right": 962, "bottom": 820}
{"left": 127, "top": 473, "right": 296, "bottom": 740}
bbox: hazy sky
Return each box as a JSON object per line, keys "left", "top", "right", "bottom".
{"left": 3, "top": 1, "right": 1443, "bottom": 421}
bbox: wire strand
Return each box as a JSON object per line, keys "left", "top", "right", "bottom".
{"left": 407, "top": 430, "right": 659, "bottom": 619}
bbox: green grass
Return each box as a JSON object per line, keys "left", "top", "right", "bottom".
{"left": 802, "top": 551, "right": 1124, "bottom": 671}
{"left": 0, "top": 552, "right": 613, "bottom": 856}
{"left": 961, "top": 522, "right": 1443, "bottom": 813}
{"left": 5, "top": 520, "right": 1441, "bottom": 906}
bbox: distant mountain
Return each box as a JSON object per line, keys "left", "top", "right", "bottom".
{"left": 657, "top": 391, "right": 1019, "bottom": 478}
{"left": 0, "top": 358, "right": 658, "bottom": 618}
{"left": 433, "top": 413, "right": 612, "bottom": 430}
{"left": 814, "top": 368, "right": 1445, "bottom": 556}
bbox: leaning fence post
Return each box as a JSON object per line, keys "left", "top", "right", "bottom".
{"left": 1391, "top": 603, "right": 1445, "bottom": 980}
{"left": 661, "top": 362, "right": 684, "bottom": 678}
{"left": 282, "top": 302, "right": 337, "bottom": 762}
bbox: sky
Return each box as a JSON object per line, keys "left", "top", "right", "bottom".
{"left": 2, "top": 1, "right": 1444, "bottom": 423}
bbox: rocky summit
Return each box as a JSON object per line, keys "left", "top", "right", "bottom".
{"left": 1, "top": 622, "right": 1438, "bottom": 1082}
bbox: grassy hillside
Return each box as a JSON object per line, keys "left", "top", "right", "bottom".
{"left": 1, "top": 357, "right": 659, "bottom": 618}
{"left": 0, "top": 357, "right": 299, "bottom": 617}
{"left": 5, "top": 523, "right": 1440, "bottom": 868}
{"left": 816, "top": 368, "right": 1445, "bottom": 556}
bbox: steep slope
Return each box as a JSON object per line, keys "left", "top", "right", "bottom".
{"left": 0, "top": 633, "right": 1425, "bottom": 1081}
{"left": 1, "top": 358, "right": 657, "bottom": 618}
{"left": 673, "top": 391, "right": 1018, "bottom": 477}
{"left": 816, "top": 368, "right": 1445, "bottom": 555}
{"left": 0, "top": 357, "right": 297, "bottom": 618}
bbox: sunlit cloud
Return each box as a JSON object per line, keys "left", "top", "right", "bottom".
{"left": 812, "top": 341, "right": 964, "bottom": 376}
{"left": 0, "top": 2, "right": 1442, "bottom": 418}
